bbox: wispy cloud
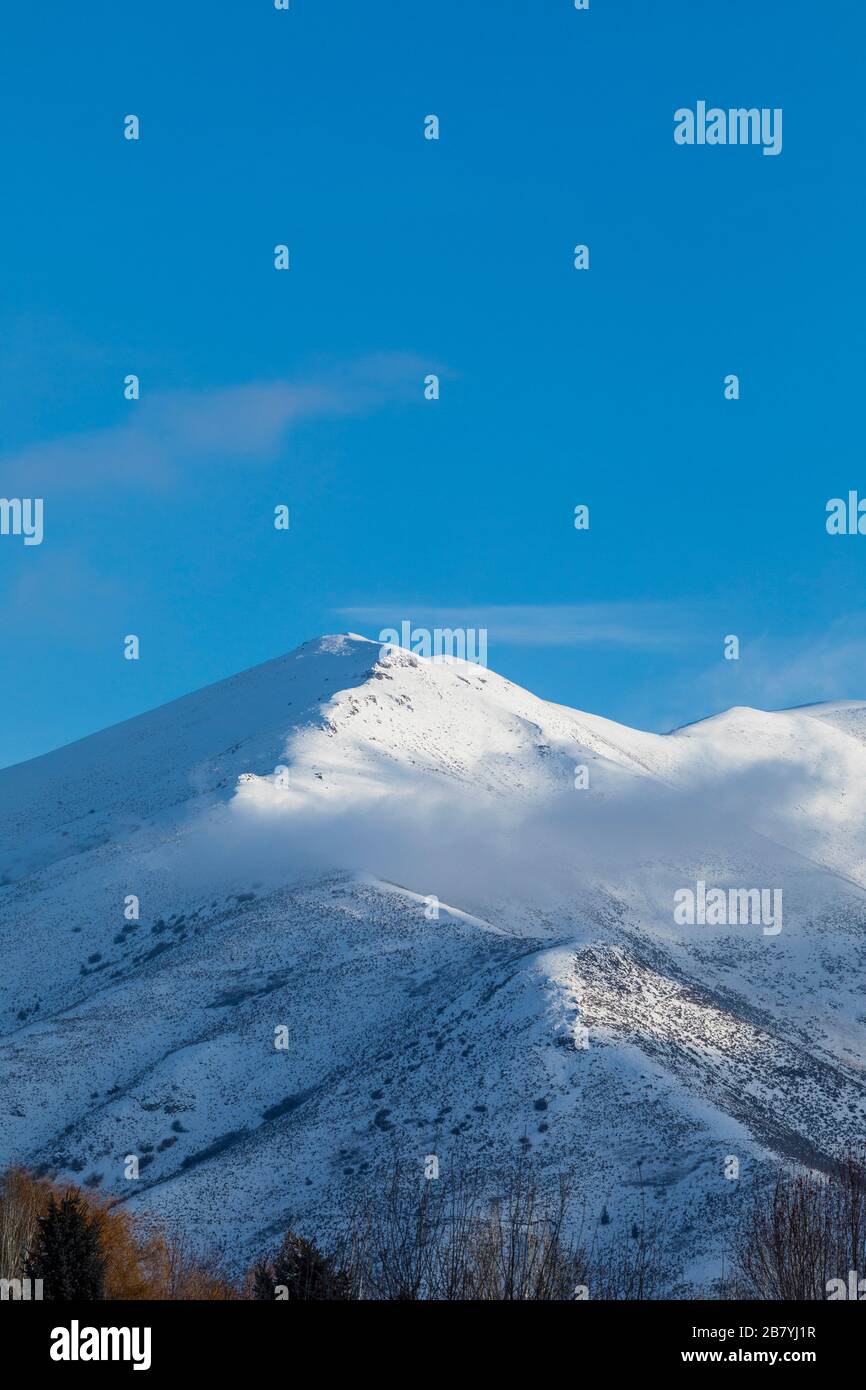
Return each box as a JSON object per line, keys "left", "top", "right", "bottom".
{"left": 1, "top": 354, "right": 423, "bottom": 493}
{"left": 692, "top": 614, "right": 866, "bottom": 713}
{"left": 337, "top": 602, "right": 696, "bottom": 650}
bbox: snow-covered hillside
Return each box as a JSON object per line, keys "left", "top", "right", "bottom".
{"left": 2, "top": 635, "right": 865, "bottom": 1292}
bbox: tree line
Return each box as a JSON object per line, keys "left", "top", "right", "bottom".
{"left": 2, "top": 1150, "right": 865, "bottom": 1300}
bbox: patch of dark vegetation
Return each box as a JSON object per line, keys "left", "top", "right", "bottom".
{"left": 141, "top": 941, "right": 174, "bottom": 962}
{"left": 181, "top": 1129, "right": 250, "bottom": 1171}
{"left": 262, "top": 1090, "right": 316, "bottom": 1123}
{"left": 207, "top": 970, "right": 291, "bottom": 1009}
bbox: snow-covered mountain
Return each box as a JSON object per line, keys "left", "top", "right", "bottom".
{"left": 2, "top": 635, "right": 866, "bottom": 1292}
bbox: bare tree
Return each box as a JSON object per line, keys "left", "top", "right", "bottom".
{"left": 300, "top": 1154, "right": 660, "bottom": 1300}
{"left": 0, "top": 1167, "right": 47, "bottom": 1281}
{"left": 731, "top": 1149, "right": 866, "bottom": 1300}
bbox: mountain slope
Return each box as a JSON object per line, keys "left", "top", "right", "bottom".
{"left": 1, "top": 635, "right": 865, "bottom": 1292}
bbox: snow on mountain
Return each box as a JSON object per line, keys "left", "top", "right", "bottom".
{"left": 1, "top": 634, "right": 865, "bottom": 1293}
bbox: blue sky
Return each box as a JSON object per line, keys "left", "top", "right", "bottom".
{"left": 1, "top": 0, "right": 864, "bottom": 768}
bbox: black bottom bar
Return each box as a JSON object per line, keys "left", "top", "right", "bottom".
{"left": 4, "top": 1298, "right": 860, "bottom": 1375}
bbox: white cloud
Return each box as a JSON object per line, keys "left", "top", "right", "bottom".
{"left": 337, "top": 602, "right": 695, "bottom": 651}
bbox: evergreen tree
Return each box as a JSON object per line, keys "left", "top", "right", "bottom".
{"left": 249, "top": 1257, "right": 277, "bottom": 1301}
{"left": 26, "top": 1191, "right": 106, "bottom": 1300}
{"left": 252, "top": 1230, "right": 349, "bottom": 1300}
